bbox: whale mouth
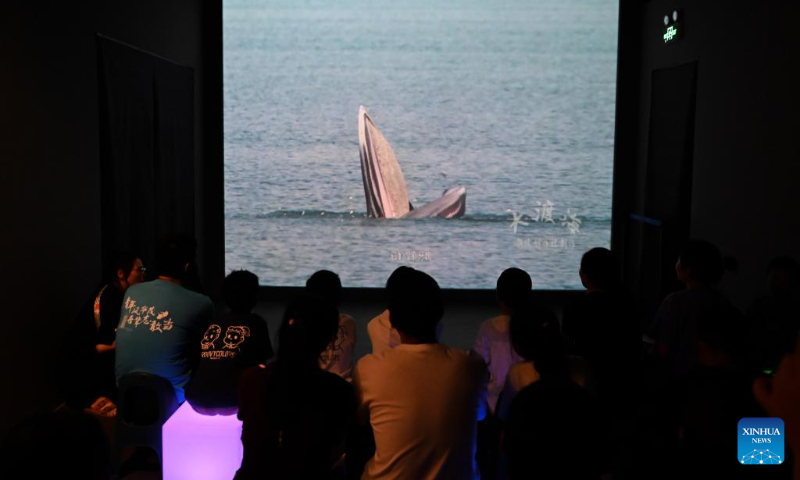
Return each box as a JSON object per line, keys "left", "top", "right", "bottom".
{"left": 358, "top": 106, "right": 466, "bottom": 219}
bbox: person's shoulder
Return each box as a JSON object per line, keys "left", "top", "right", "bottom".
{"left": 368, "top": 310, "right": 388, "bottom": 326}
{"left": 658, "top": 289, "right": 689, "bottom": 310}
{"left": 180, "top": 286, "right": 213, "bottom": 305}
{"left": 229, "top": 311, "right": 267, "bottom": 326}
{"left": 507, "top": 360, "right": 533, "bottom": 379}
{"left": 356, "top": 351, "right": 382, "bottom": 368}
{"left": 124, "top": 281, "right": 151, "bottom": 297}
{"left": 489, "top": 314, "right": 510, "bottom": 328}
{"left": 355, "top": 349, "right": 393, "bottom": 376}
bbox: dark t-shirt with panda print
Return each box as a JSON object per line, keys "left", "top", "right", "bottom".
{"left": 186, "top": 311, "right": 274, "bottom": 410}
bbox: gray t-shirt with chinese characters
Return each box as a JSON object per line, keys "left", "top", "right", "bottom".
{"left": 115, "top": 279, "right": 214, "bottom": 402}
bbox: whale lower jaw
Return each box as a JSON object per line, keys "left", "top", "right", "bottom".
{"left": 403, "top": 186, "right": 467, "bottom": 219}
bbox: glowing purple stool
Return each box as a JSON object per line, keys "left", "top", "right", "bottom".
{"left": 162, "top": 402, "right": 243, "bottom": 480}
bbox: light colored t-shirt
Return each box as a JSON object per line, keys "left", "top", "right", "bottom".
{"left": 473, "top": 314, "right": 524, "bottom": 414}
{"left": 366, "top": 310, "right": 399, "bottom": 355}
{"left": 319, "top": 313, "right": 357, "bottom": 381}
{"left": 115, "top": 279, "right": 214, "bottom": 403}
{"left": 354, "top": 343, "right": 488, "bottom": 480}
{"left": 367, "top": 309, "right": 443, "bottom": 354}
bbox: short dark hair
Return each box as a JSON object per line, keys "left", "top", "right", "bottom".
{"left": 306, "top": 270, "right": 343, "bottom": 307}
{"left": 155, "top": 234, "right": 197, "bottom": 280}
{"left": 105, "top": 250, "right": 139, "bottom": 282}
{"left": 580, "top": 248, "right": 620, "bottom": 290}
{"left": 277, "top": 295, "right": 339, "bottom": 366}
{"left": 496, "top": 268, "right": 532, "bottom": 312}
{"left": 386, "top": 266, "right": 415, "bottom": 308}
{"left": 388, "top": 269, "right": 443, "bottom": 340}
{"left": 223, "top": 270, "right": 259, "bottom": 313}
{"left": 679, "top": 239, "right": 724, "bottom": 284}
{"left": 510, "top": 305, "right": 562, "bottom": 376}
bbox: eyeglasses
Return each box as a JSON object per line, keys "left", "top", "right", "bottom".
{"left": 136, "top": 267, "right": 147, "bottom": 273}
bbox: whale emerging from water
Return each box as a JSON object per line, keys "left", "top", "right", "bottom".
{"left": 358, "top": 105, "right": 466, "bottom": 219}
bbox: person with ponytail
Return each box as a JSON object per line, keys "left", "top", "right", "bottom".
{"left": 234, "top": 295, "right": 356, "bottom": 479}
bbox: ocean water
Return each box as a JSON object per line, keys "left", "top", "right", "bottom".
{"left": 224, "top": 0, "right": 619, "bottom": 289}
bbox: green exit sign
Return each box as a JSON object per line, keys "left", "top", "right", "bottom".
{"left": 662, "top": 10, "right": 683, "bottom": 44}
{"left": 664, "top": 25, "right": 679, "bottom": 43}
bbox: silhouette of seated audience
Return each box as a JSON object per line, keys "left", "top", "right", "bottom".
{"left": 58, "top": 250, "right": 145, "bottom": 412}
{"left": 185, "top": 269, "right": 273, "bottom": 415}
{"left": 651, "top": 305, "right": 787, "bottom": 480}
{"left": 353, "top": 268, "right": 488, "bottom": 480}
{"left": 650, "top": 239, "right": 730, "bottom": 377}
{"left": 472, "top": 267, "right": 532, "bottom": 480}
{"left": 235, "top": 295, "right": 355, "bottom": 479}
{"left": 307, "top": 270, "right": 357, "bottom": 381}
{"left": 36, "top": 240, "right": 800, "bottom": 480}
{"left": 562, "top": 247, "right": 641, "bottom": 417}
{"left": 496, "top": 304, "right": 562, "bottom": 421}
{"left": 502, "top": 321, "right": 601, "bottom": 480}
{"left": 367, "top": 266, "right": 443, "bottom": 354}
{"left": 115, "top": 235, "right": 215, "bottom": 404}
{"left": 474, "top": 267, "right": 531, "bottom": 415}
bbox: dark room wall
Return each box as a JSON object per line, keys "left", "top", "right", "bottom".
{"left": 0, "top": 1, "right": 222, "bottom": 435}
{"left": 616, "top": 0, "right": 800, "bottom": 312}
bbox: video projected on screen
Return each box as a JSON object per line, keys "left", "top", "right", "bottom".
{"left": 224, "top": 0, "right": 618, "bottom": 289}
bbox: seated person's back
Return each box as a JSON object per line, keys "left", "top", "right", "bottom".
{"left": 235, "top": 296, "right": 355, "bottom": 479}
{"left": 306, "top": 270, "right": 357, "bottom": 381}
{"left": 650, "top": 239, "right": 729, "bottom": 376}
{"left": 504, "top": 379, "right": 600, "bottom": 480}
{"left": 354, "top": 269, "right": 488, "bottom": 480}
{"left": 473, "top": 267, "right": 530, "bottom": 414}
{"left": 58, "top": 251, "right": 145, "bottom": 409}
{"left": 185, "top": 270, "right": 273, "bottom": 413}
{"left": 367, "top": 267, "right": 413, "bottom": 354}
{"left": 562, "top": 248, "right": 641, "bottom": 412}
{"left": 115, "top": 236, "right": 214, "bottom": 403}
{"left": 496, "top": 306, "right": 565, "bottom": 421}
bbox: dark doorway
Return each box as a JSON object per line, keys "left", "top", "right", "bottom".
{"left": 632, "top": 61, "right": 698, "bottom": 319}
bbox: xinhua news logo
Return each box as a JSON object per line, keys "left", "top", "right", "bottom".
{"left": 738, "top": 418, "right": 784, "bottom": 465}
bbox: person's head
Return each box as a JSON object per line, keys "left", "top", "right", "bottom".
{"left": 107, "top": 250, "right": 145, "bottom": 290}
{"left": 305, "top": 270, "right": 343, "bottom": 307}
{"left": 386, "top": 266, "right": 415, "bottom": 307}
{"left": 676, "top": 239, "right": 724, "bottom": 286}
{"left": 579, "top": 247, "right": 620, "bottom": 292}
{"left": 509, "top": 306, "right": 563, "bottom": 377}
{"left": 766, "top": 256, "right": 800, "bottom": 297}
{"left": 388, "top": 269, "right": 443, "bottom": 342}
{"left": 277, "top": 295, "right": 339, "bottom": 368}
{"left": 694, "top": 304, "right": 747, "bottom": 368}
{"left": 155, "top": 234, "right": 197, "bottom": 282}
{"left": 223, "top": 270, "right": 259, "bottom": 313}
{"left": 496, "top": 268, "right": 532, "bottom": 314}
